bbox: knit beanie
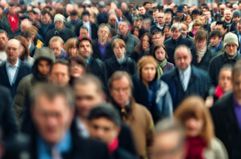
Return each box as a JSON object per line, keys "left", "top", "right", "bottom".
{"left": 54, "top": 14, "right": 65, "bottom": 23}
{"left": 223, "top": 32, "right": 239, "bottom": 48}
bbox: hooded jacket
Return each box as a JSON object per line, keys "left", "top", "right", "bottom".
{"left": 13, "top": 48, "right": 55, "bottom": 122}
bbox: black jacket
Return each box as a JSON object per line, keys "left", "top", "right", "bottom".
{"left": 192, "top": 48, "right": 214, "bottom": 71}
{"left": 164, "top": 36, "right": 195, "bottom": 64}
{"left": 105, "top": 57, "right": 136, "bottom": 79}
{"left": 209, "top": 53, "right": 241, "bottom": 86}
{"left": 45, "top": 27, "right": 75, "bottom": 44}
{"left": 75, "top": 22, "right": 98, "bottom": 40}
{"left": 161, "top": 66, "right": 211, "bottom": 109}
{"left": 92, "top": 41, "right": 114, "bottom": 61}
{"left": 210, "top": 93, "right": 241, "bottom": 159}
{"left": 0, "top": 86, "right": 17, "bottom": 141}
{"left": 0, "top": 61, "right": 31, "bottom": 97}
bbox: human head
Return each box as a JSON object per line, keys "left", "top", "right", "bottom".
{"left": 74, "top": 75, "right": 105, "bottom": 118}
{"left": 223, "top": 8, "right": 232, "bottom": 22}
{"left": 69, "top": 56, "right": 86, "bottom": 78}
{"left": 140, "top": 33, "right": 151, "bottom": 51}
{"left": 112, "top": 38, "right": 126, "bottom": 59}
{"left": 6, "top": 39, "right": 21, "bottom": 64}
{"left": 194, "top": 29, "right": 207, "bottom": 50}
{"left": 156, "top": 11, "right": 165, "bottom": 26}
{"left": 215, "top": 21, "right": 227, "bottom": 36}
{"left": 49, "top": 60, "right": 70, "bottom": 86}
{"left": 118, "top": 20, "right": 130, "bottom": 36}
{"left": 209, "top": 30, "right": 222, "bottom": 47}
{"left": 54, "top": 14, "right": 65, "bottom": 30}
{"left": 98, "top": 24, "right": 110, "bottom": 42}
{"left": 218, "top": 65, "right": 233, "bottom": 93}
{"left": 223, "top": 32, "right": 239, "bottom": 57}
{"left": 153, "top": 45, "right": 167, "bottom": 62}
{"left": 138, "top": 56, "right": 158, "bottom": 84}
{"left": 109, "top": 71, "right": 133, "bottom": 107}
{"left": 152, "top": 31, "right": 165, "bottom": 47}
{"left": 171, "top": 23, "right": 182, "bottom": 40}
{"left": 79, "top": 26, "right": 89, "bottom": 39}
{"left": 0, "top": 29, "right": 8, "bottom": 51}
{"left": 81, "top": 11, "right": 90, "bottom": 22}
{"left": 33, "top": 47, "right": 55, "bottom": 78}
{"left": 31, "top": 84, "right": 74, "bottom": 145}
{"left": 175, "top": 96, "right": 214, "bottom": 145}
{"left": 64, "top": 38, "right": 78, "bottom": 58}
{"left": 174, "top": 45, "right": 192, "bottom": 70}
{"left": 49, "top": 36, "right": 64, "bottom": 57}
{"left": 88, "top": 104, "right": 121, "bottom": 144}
{"left": 15, "top": 35, "right": 29, "bottom": 60}
{"left": 77, "top": 37, "right": 93, "bottom": 59}
{"left": 231, "top": 60, "right": 241, "bottom": 100}
{"left": 41, "top": 10, "right": 52, "bottom": 25}
{"left": 151, "top": 119, "right": 185, "bottom": 159}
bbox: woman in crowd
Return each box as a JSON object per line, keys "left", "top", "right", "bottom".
{"left": 131, "top": 33, "right": 152, "bottom": 62}
{"left": 64, "top": 38, "right": 78, "bottom": 58}
{"left": 152, "top": 45, "right": 174, "bottom": 76}
{"left": 175, "top": 96, "right": 228, "bottom": 159}
{"left": 69, "top": 56, "right": 86, "bottom": 86}
{"left": 133, "top": 56, "right": 173, "bottom": 123}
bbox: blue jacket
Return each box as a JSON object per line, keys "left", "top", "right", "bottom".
{"left": 161, "top": 66, "right": 212, "bottom": 109}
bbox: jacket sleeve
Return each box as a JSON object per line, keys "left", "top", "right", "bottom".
{"left": 162, "top": 90, "right": 173, "bottom": 118}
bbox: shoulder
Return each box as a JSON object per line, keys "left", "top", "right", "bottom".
{"left": 161, "top": 68, "right": 177, "bottom": 80}
{"left": 192, "top": 66, "right": 209, "bottom": 78}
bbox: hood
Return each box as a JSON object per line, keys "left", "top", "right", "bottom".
{"left": 32, "top": 47, "right": 56, "bottom": 81}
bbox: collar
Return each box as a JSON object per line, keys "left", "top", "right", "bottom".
{"left": 6, "top": 59, "right": 20, "bottom": 68}
{"left": 178, "top": 65, "right": 191, "bottom": 76}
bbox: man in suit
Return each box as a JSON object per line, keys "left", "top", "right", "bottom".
{"left": 28, "top": 83, "right": 110, "bottom": 159}
{"left": 0, "top": 39, "right": 31, "bottom": 97}
{"left": 161, "top": 45, "right": 211, "bottom": 109}
{"left": 211, "top": 61, "right": 241, "bottom": 159}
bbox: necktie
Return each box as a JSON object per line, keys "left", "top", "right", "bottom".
{"left": 51, "top": 147, "right": 62, "bottom": 159}
{"left": 180, "top": 71, "right": 187, "bottom": 91}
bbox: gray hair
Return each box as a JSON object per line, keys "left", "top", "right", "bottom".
{"left": 171, "top": 23, "right": 182, "bottom": 32}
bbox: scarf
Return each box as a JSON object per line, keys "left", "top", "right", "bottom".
{"left": 215, "top": 85, "right": 224, "bottom": 99}
{"left": 157, "top": 59, "right": 167, "bottom": 76}
{"left": 185, "top": 136, "right": 207, "bottom": 159}
{"left": 108, "top": 138, "right": 119, "bottom": 154}
{"left": 196, "top": 46, "right": 207, "bottom": 63}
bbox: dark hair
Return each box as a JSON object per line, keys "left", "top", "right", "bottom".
{"left": 69, "top": 56, "right": 86, "bottom": 68}
{"left": 15, "top": 36, "right": 30, "bottom": 60}
{"left": 87, "top": 103, "right": 121, "bottom": 127}
{"left": 81, "top": 10, "right": 90, "bottom": 18}
{"left": 209, "top": 30, "right": 222, "bottom": 39}
{"left": 0, "top": 29, "right": 8, "bottom": 37}
{"left": 153, "top": 45, "right": 168, "bottom": 59}
{"left": 77, "top": 37, "right": 92, "bottom": 48}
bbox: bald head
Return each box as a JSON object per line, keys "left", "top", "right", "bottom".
{"left": 174, "top": 45, "right": 192, "bottom": 70}
{"left": 6, "top": 39, "right": 21, "bottom": 65}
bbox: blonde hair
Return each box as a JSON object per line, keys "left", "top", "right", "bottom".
{"left": 112, "top": 38, "right": 126, "bottom": 48}
{"left": 174, "top": 96, "right": 214, "bottom": 146}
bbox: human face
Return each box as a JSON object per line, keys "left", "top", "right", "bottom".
{"left": 174, "top": 47, "right": 192, "bottom": 70}
{"left": 209, "top": 36, "right": 221, "bottom": 47}
{"left": 152, "top": 33, "right": 164, "bottom": 46}
{"left": 164, "top": 13, "right": 172, "bottom": 24}
{"left": 55, "top": 21, "right": 64, "bottom": 30}
{"left": 32, "top": 95, "right": 73, "bottom": 145}
{"left": 70, "top": 61, "right": 85, "bottom": 78}
{"left": 79, "top": 28, "right": 89, "bottom": 39}
{"left": 98, "top": 27, "right": 109, "bottom": 41}
{"left": 110, "top": 77, "right": 131, "bottom": 107}
{"left": 89, "top": 118, "right": 119, "bottom": 144}
{"left": 151, "top": 131, "right": 185, "bottom": 159}
{"left": 68, "top": 46, "right": 78, "bottom": 57}
{"left": 232, "top": 73, "right": 241, "bottom": 100}
{"left": 41, "top": 13, "right": 51, "bottom": 24}
{"left": 157, "top": 12, "right": 164, "bottom": 25}
{"left": 50, "top": 41, "right": 63, "bottom": 57}
{"left": 172, "top": 29, "right": 181, "bottom": 40}
{"left": 218, "top": 69, "right": 232, "bottom": 93}
{"left": 37, "top": 59, "right": 51, "bottom": 76}
{"left": 74, "top": 83, "right": 103, "bottom": 118}
{"left": 224, "top": 10, "right": 232, "bottom": 22}
{"left": 155, "top": 47, "right": 166, "bottom": 61}
{"left": 237, "top": 22, "right": 241, "bottom": 33}
{"left": 142, "top": 35, "right": 150, "bottom": 51}
{"left": 225, "top": 43, "right": 238, "bottom": 57}
{"left": 113, "top": 43, "right": 125, "bottom": 59}
{"left": 0, "top": 33, "right": 8, "bottom": 51}
{"left": 6, "top": 39, "right": 20, "bottom": 64}
{"left": 195, "top": 39, "right": 207, "bottom": 50}
{"left": 79, "top": 40, "right": 92, "bottom": 59}
{"left": 141, "top": 64, "right": 157, "bottom": 83}
{"left": 49, "top": 64, "right": 69, "bottom": 86}
{"left": 118, "top": 22, "right": 129, "bottom": 36}
{"left": 185, "top": 118, "right": 203, "bottom": 137}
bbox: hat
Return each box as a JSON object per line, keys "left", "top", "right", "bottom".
{"left": 233, "top": 10, "right": 241, "bottom": 18}
{"left": 223, "top": 32, "right": 239, "bottom": 48}
{"left": 54, "top": 14, "right": 65, "bottom": 23}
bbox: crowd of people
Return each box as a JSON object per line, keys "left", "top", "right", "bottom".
{"left": 0, "top": 0, "right": 241, "bottom": 159}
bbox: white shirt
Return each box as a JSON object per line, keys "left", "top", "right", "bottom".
{"left": 178, "top": 65, "right": 191, "bottom": 91}
{"left": 0, "top": 51, "right": 7, "bottom": 65}
{"left": 76, "top": 118, "right": 89, "bottom": 138}
{"left": 6, "top": 59, "right": 20, "bottom": 85}
{"left": 83, "top": 21, "right": 91, "bottom": 38}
